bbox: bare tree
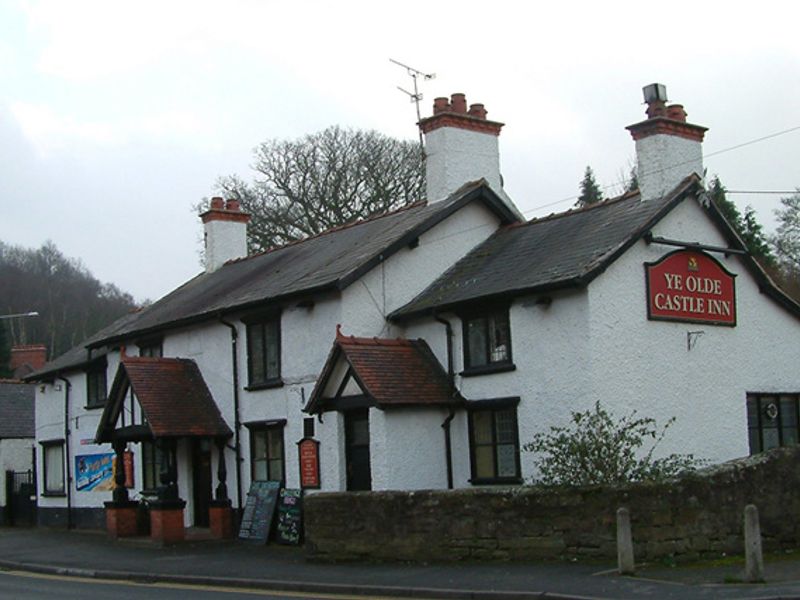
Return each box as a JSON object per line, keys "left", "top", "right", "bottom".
{"left": 214, "top": 126, "right": 425, "bottom": 252}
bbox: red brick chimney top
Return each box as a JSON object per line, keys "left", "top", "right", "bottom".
{"left": 200, "top": 197, "right": 251, "bottom": 224}
{"left": 420, "top": 93, "right": 504, "bottom": 136}
{"left": 628, "top": 99, "right": 706, "bottom": 143}
{"left": 10, "top": 344, "right": 47, "bottom": 378}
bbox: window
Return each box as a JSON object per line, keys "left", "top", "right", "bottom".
{"left": 42, "top": 441, "right": 65, "bottom": 495}
{"left": 462, "top": 307, "right": 513, "bottom": 374}
{"left": 468, "top": 399, "right": 521, "bottom": 484}
{"left": 141, "top": 440, "right": 166, "bottom": 491}
{"left": 86, "top": 359, "right": 108, "bottom": 408}
{"left": 139, "top": 341, "right": 163, "bottom": 357}
{"left": 249, "top": 422, "right": 285, "bottom": 482}
{"left": 245, "top": 314, "right": 281, "bottom": 388}
{"left": 747, "top": 393, "right": 800, "bottom": 454}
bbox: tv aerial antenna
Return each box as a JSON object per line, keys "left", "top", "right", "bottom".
{"left": 390, "top": 58, "right": 435, "bottom": 147}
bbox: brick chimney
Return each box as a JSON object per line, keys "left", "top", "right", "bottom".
{"left": 10, "top": 344, "right": 47, "bottom": 379}
{"left": 200, "top": 197, "right": 251, "bottom": 272}
{"left": 626, "top": 84, "right": 708, "bottom": 202}
{"left": 419, "top": 93, "right": 522, "bottom": 217}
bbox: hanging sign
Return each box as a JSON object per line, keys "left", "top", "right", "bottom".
{"left": 645, "top": 249, "right": 736, "bottom": 326}
{"left": 297, "top": 438, "right": 320, "bottom": 489}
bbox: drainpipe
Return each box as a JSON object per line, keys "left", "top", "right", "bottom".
{"left": 219, "top": 316, "right": 243, "bottom": 515}
{"left": 434, "top": 313, "right": 456, "bottom": 489}
{"left": 57, "top": 375, "right": 72, "bottom": 529}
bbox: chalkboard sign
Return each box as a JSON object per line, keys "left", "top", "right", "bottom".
{"left": 238, "top": 480, "right": 281, "bottom": 543}
{"left": 275, "top": 488, "right": 303, "bottom": 545}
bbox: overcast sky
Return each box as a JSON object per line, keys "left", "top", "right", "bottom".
{"left": 1, "top": 0, "right": 798, "bottom": 302}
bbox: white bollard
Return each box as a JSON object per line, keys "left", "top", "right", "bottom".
{"left": 617, "top": 507, "right": 635, "bottom": 575}
{"left": 744, "top": 504, "right": 765, "bottom": 583}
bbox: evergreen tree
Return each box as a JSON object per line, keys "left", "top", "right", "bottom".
{"left": 575, "top": 166, "right": 603, "bottom": 208}
{"left": 707, "top": 176, "right": 775, "bottom": 267}
{"left": 625, "top": 165, "right": 638, "bottom": 194}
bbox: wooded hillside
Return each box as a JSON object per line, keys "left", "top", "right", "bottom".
{"left": 0, "top": 240, "right": 138, "bottom": 362}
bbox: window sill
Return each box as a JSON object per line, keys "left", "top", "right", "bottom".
{"left": 245, "top": 379, "right": 284, "bottom": 391}
{"left": 84, "top": 403, "right": 106, "bottom": 410}
{"left": 41, "top": 491, "right": 66, "bottom": 497}
{"left": 460, "top": 363, "right": 516, "bottom": 378}
{"left": 469, "top": 477, "right": 523, "bottom": 486}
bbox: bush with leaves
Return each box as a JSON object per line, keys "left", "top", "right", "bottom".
{"left": 522, "top": 402, "right": 700, "bottom": 486}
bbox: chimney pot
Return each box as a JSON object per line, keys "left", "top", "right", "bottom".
{"left": 210, "top": 197, "right": 225, "bottom": 210}
{"left": 433, "top": 97, "right": 451, "bottom": 114}
{"left": 225, "top": 199, "right": 241, "bottom": 212}
{"left": 450, "top": 93, "right": 467, "bottom": 113}
{"left": 645, "top": 100, "right": 667, "bottom": 119}
{"left": 667, "top": 104, "right": 687, "bottom": 122}
{"left": 468, "top": 103, "right": 487, "bottom": 119}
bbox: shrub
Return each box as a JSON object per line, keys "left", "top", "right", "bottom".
{"left": 523, "top": 402, "right": 700, "bottom": 486}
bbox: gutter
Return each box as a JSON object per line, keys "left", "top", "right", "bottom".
{"left": 56, "top": 374, "right": 72, "bottom": 529}
{"left": 218, "top": 316, "right": 244, "bottom": 516}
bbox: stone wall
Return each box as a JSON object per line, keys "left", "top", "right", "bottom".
{"left": 305, "top": 447, "right": 800, "bottom": 562}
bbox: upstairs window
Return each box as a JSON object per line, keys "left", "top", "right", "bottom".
{"left": 747, "top": 393, "right": 800, "bottom": 454}
{"left": 245, "top": 313, "right": 281, "bottom": 388}
{"left": 462, "top": 307, "right": 513, "bottom": 375}
{"left": 86, "top": 359, "right": 108, "bottom": 408}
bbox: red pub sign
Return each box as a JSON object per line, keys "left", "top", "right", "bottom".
{"left": 645, "top": 249, "right": 736, "bottom": 326}
{"left": 297, "top": 438, "right": 320, "bottom": 489}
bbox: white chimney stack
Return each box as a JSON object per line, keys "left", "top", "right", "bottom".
{"left": 200, "top": 197, "right": 250, "bottom": 272}
{"left": 626, "top": 83, "right": 708, "bottom": 202}
{"left": 419, "top": 93, "right": 522, "bottom": 218}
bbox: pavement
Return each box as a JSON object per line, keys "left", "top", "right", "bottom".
{"left": 1, "top": 527, "right": 800, "bottom": 599}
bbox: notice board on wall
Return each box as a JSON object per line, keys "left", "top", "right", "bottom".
{"left": 275, "top": 488, "right": 303, "bottom": 545}
{"left": 238, "top": 480, "right": 281, "bottom": 543}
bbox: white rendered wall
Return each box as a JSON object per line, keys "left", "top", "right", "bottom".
{"left": 369, "top": 407, "right": 449, "bottom": 491}
{"left": 342, "top": 201, "right": 501, "bottom": 336}
{"left": 204, "top": 219, "right": 248, "bottom": 272}
{"left": 586, "top": 197, "right": 800, "bottom": 465}
{"left": 636, "top": 134, "right": 702, "bottom": 202}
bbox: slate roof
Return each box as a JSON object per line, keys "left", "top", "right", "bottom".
{"left": 391, "top": 180, "right": 696, "bottom": 319}
{"left": 306, "top": 333, "right": 460, "bottom": 413}
{"left": 24, "top": 311, "right": 141, "bottom": 381}
{"left": 96, "top": 357, "right": 232, "bottom": 441}
{"left": 0, "top": 380, "right": 35, "bottom": 438}
{"left": 28, "top": 181, "right": 518, "bottom": 380}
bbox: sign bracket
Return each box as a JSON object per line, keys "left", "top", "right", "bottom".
{"left": 643, "top": 232, "right": 748, "bottom": 257}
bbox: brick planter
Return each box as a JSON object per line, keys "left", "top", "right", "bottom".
{"left": 104, "top": 501, "right": 140, "bottom": 538}
{"left": 149, "top": 499, "right": 186, "bottom": 545}
{"left": 209, "top": 500, "right": 234, "bottom": 539}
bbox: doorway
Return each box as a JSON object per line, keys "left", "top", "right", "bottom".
{"left": 344, "top": 408, "right": 372, "bottom": 491}
{"left": 191, "top": 438, "right": 212, "bottom": 527}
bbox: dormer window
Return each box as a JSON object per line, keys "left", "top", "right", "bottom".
{"left": 244, "top": 311, "right": 282, "bottom": 389}
{"left": 461, "top": 307, "right": 514, "bottom": 376}
{"left": 86, "top": 358, "right": 108, "bottom": 408}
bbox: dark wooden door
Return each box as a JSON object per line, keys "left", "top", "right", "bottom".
{"left": 191, "top": 439, "right": 212, "bottom": 527}
{"left": 345, "top": 408, "right": 372, "bottom": 491}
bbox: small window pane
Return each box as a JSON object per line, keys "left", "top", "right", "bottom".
{"left": 489, "top": 312, "right": 510, "bottom": 363}
{"left": 45, "top": 444, "right": 64, "bottom": 493}
{"left": 265, "top": 321, "right": 280, "bottom": 379}
{"left": 253, "top": 460, "right": 268, "bottom": 481}
{"left": 472, "top": 411, "right": 493, "bottom": 445}
{"left": 248, "top": 325, "right": 265, "bottom": 382}
{"left": 496, "top": 444, "right": 517, "bottom": 477}
{"left": 268, "top": 459, "right": 283, "bottom": 481}
{"left": 495, "top": 409, "right": 516, "bottom": 444}
{"left": 467, "top": 319, "right": 488, "bottom": 367}
{"left": 781, "top": 396, "right": 798, "bottom": 445}
{"left": 474, "top": 446, "right": 494, "bottom": 479}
